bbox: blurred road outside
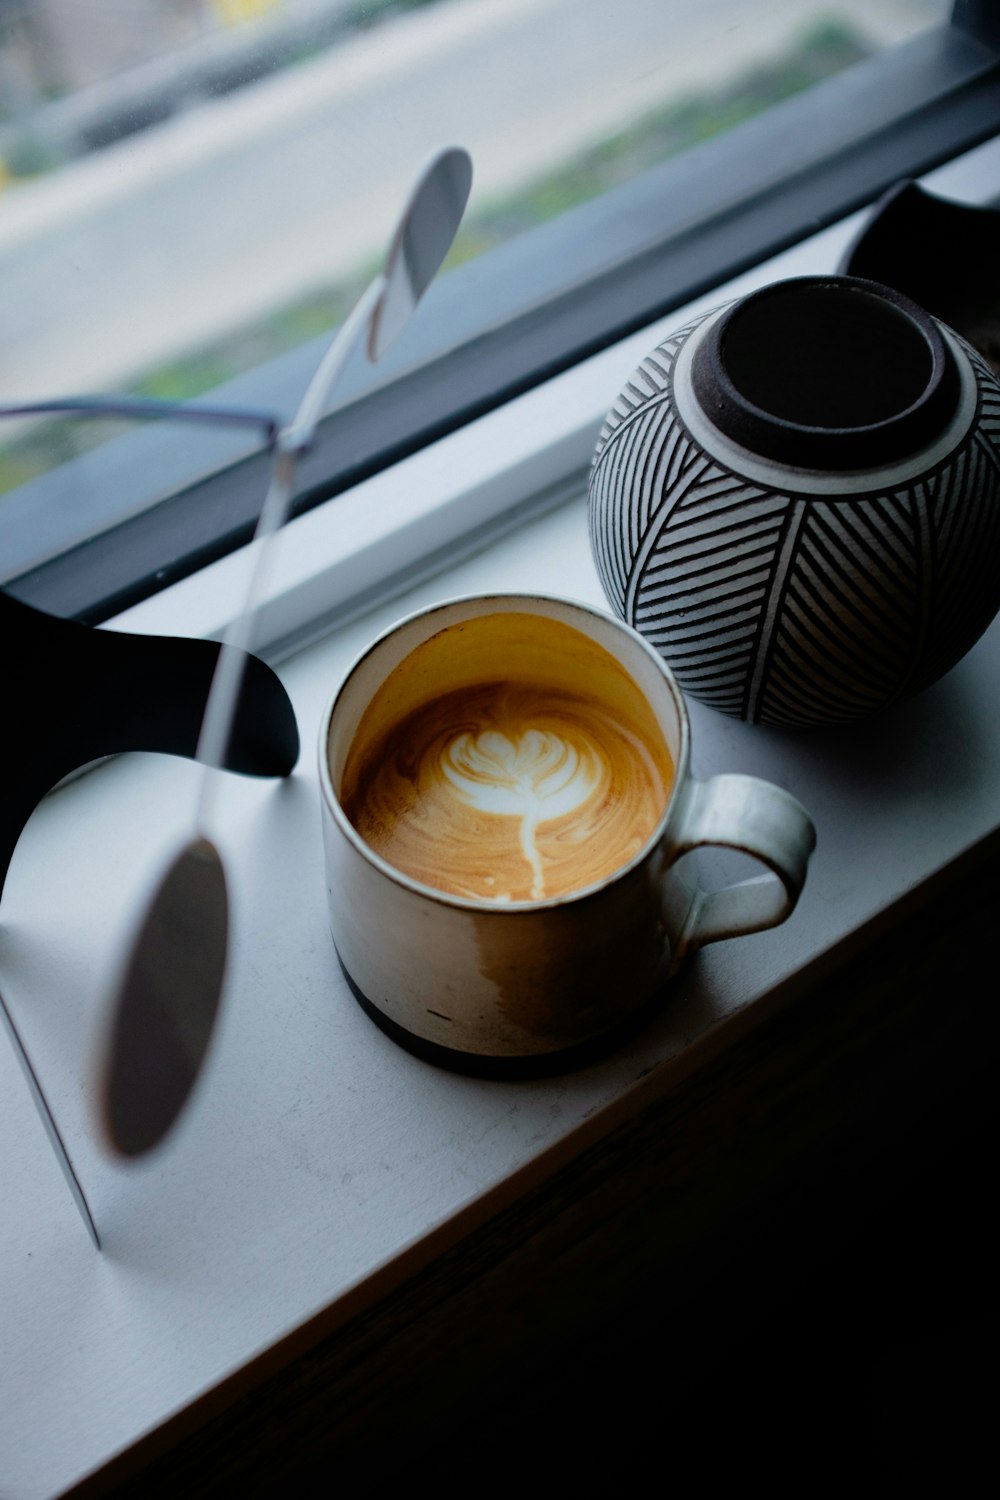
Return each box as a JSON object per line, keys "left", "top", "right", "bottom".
{"left": 0, "top": 0, "right": 944, "bottom": 401}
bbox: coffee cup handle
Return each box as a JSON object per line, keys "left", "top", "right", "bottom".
{"left": 671, "top": 774, "right": 817, "bottom": 953}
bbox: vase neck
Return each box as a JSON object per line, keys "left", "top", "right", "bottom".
{"left": 691, "top": 275, "right": 961, "bottom": 471}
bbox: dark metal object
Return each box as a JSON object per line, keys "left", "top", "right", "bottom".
{"left": 838, "top": 177, "right": 1000, "bottom": 378}
{"left": 1, "top": 587, "right": 299, "bottom": 903}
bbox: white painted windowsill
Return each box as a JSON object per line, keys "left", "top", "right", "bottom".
{"left": 2, "top": 138, "right": 999, "bottom": 1500}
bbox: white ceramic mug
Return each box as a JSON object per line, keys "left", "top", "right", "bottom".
{"left": 318, "top": 593, "right": 816, "bottom": 1073}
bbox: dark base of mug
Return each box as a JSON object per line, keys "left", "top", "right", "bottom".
{"left": 337, "top": 954, "right": 669, "bottom": 1079}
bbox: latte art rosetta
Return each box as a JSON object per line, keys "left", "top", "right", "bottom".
{"left": 341, "top": 681, "right": 672, "bottom": 902}
{"left": 443, "top": 725, "right": 605, "bottom": 897}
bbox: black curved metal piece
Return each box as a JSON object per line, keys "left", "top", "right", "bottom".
{"left": 1, "top": 588, "right": 299, "bottom": 902}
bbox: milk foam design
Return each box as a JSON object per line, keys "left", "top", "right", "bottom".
{"left": 342, "top": 680, "right": 671, "bottom": 904}
{"left": 442, "top": 728, "right": 602, "bottom": 899}
{"left": 337, "top": 612, "right": 676, "bottom": 905}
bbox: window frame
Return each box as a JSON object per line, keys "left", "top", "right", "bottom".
{"left": 5, "top": 1, "right": 1000, "bottom": 625}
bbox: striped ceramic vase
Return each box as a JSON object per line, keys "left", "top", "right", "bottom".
{"left": 588, "top": 275, "right": 1000, "bottom": 727}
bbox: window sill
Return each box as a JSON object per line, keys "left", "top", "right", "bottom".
{"left": 3, "top": 135, "right": 1000, "bottom": 1500}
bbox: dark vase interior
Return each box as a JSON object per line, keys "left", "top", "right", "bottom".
{"left": 721, "top": 282, "right": 932, "bottom": 428}
{"left": 691, "top": 275, "right": 960, "bottom": 470}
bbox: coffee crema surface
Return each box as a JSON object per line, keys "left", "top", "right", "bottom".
{"left": 337, "top": 612, "right": 675, "bottom": 903}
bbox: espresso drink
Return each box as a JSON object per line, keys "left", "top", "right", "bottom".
{"left": 338, "top": 611, "right": 674, "bottom": 903}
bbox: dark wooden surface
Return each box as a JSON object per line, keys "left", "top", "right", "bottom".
{"left": 75, "top": 847, "right": 999, "bottom": 1498}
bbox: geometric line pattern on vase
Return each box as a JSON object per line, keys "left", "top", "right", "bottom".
{"left": 916, "top": 347, "right": 1000, "bottom": 689}
{"left": 589, "top": 327, "right": 691, "bottom": 618}
{"left": 757, "top": 416, "right": 1000, "bottom": 724}
{"left": 920, "top": 426, "right": 1000, "bottom": 689}
{"left": 588, "top": 311, "right": 1000, "bottom": 726}
{"left": 630, "top": 479, "right": 790, "bottom": 718}
{"left": 760, "top": 494, "right": 925, "bottom": 726}
{"left": 591, "top": 311, "right": 711, "bottom": 460}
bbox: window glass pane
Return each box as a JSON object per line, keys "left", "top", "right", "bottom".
{"left": 0, "top": 404, "right": 269, "bottom": 581}
{"left": 0, "top": 1, "right": 951, "bottom": 540}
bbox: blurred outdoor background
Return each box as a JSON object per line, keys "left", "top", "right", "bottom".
{"left": 0, "top": 0, "right": 946, "bottom": 515}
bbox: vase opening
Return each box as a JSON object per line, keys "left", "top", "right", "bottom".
{"left": 692, "top": 275, "right": 961, "bottom": 470}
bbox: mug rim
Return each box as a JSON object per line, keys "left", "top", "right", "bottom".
{"left": 317, "top": 590, "right": 692, "bottom": 913}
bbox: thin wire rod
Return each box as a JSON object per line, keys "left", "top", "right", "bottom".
{"left": 193, "top": 276, "right": 385, "bottom": 824}
{"left": 0, "top": 396, "right": 280, "bottom": 447}
{"left": 0, "top": 987, "right": 100, "bottom": 1249}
